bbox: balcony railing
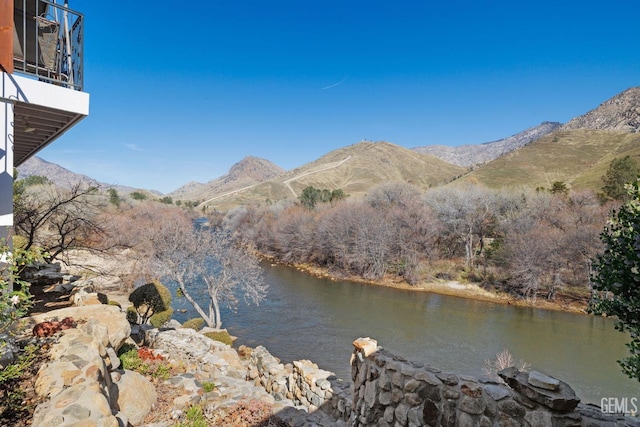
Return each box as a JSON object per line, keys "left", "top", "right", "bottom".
{"left": 13, "top": 0, "right": 83, "bottom": 91}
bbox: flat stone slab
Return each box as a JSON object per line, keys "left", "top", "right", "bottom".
{"left": 528, "top": 370, "right": 560, "bottom": 391}
{"left": 498, "top": 367, "right": 580, "bottom": 412}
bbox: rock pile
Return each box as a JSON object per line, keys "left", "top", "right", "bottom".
{"left": 144, "top": 327, "right": 342, "bottom": 426}
{"left": 247, "top": 345, "right": 352, "bottom": 421}
{"left": 25, "top": 302, "right": 344, "bottom": 426}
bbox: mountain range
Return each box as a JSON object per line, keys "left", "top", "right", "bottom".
{"left": 412, "top": 121, "right": 562, "bottom": 167}
{"left": 18, "top": 86, "right": 640, "bottom": 208}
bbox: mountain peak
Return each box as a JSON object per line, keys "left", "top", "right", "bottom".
{"left": 168, "top": 156, "right": 285, "bottom": 200}
{"left": 561, "top": 86, "right": 640, "bottom": 133}
{"left": 225, "top": 156, "right": 285, "bottom": 183}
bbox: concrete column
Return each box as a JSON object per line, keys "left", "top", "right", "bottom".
{"left": 0, "top": 78, "right": 14, "bottom": 240}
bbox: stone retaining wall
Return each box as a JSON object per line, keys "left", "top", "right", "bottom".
{"left": 247, "top": 345, "right": 353, "bottom": 421}
{"left": 144, "top": 326, "right": 247, "bottom": 380}
{"left": 28, "top": 305, "right": 151, "bottom": 426}
{"left": 349, "top": 337, "right": 639, "bottom": 427}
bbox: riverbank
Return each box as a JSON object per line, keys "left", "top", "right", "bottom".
{"left": 262, "top": 256, "right": 589, "bottom": 315}
{"left": 64, "top": 248, "right": 589, "bottom": 315}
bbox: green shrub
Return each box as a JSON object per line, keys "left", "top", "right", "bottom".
{"left": 203, "top": 330, "right": 233, "bottom": 346}
{"left": 126, "top": 306, "right": 138, "bottom": 324}
{"left": 0, "top": 343, "right": 40, "bottom": 417}
{"left": 149, "top": 308, "right": 173, "bottom": 328}
{"left": 97, "top": 292, "right": 109, "bottom": 305}
{"left": 202, "top": 381, "right": 216, "bottom": 393}
{"left": 128, "top": 281, "right": 173, "bottom": 327}
{"left": 0, "top": 240, "right": 44, "bottom": 333}
{"left": 182, "top": 318, "right": 205, "bottom": 331}
{"left": 117, "top": 344, "right": 172, "bottom": 380}
{"left": 175, "top": 404, "right": 207, "bottom": 427}
{"left": 118, "top": 345, "right": 143, "bottom": 371}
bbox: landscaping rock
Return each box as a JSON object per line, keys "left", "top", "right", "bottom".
{"left": 28, "top": 305, "right": 130, "bottom": 351}
{"left": 112, "top": 369, "right": 157, "bottom": 425}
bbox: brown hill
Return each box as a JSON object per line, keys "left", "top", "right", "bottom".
{"left": 17, "top": 156, "right": 150, "bottom": 195}
{"left": 170, "top": 156, "right": 285, "bottom": 203}
{"left": 455, "top": 129, "right": 640, "bottom": 191}
{"left": 199, "top": 141, "right": 466, "bottom": 210}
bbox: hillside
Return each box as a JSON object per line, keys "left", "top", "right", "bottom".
{"left": 16, "top": 156, "right": 150, "bottom": 195}
{"left": 169, "top": 156, "right": 285, "bottom": 202}
{"left": 454, "top": 87, "right": 640, "bottom": 191}
{"left": 413, "top": 121, "right": 562, "bottom": 167}
{"left": 454, "top": 129, "right": 640, "bottom": 190}
{"left": 198, "top": 141, "right": 466, "bottom": 210}
{"left": 561, "top": 86, "right": 640, "bottom": 133}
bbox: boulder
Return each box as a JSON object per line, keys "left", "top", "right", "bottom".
{"left": 112, "top": 369, "right": 157, "bottom": 425}
{"left": 498, "top": 367, "right": 580, "bottom": 412}
{"left": 0, "top": 334, "right": 16, "bottom": 369}
{"left": 27, "top": 305, "right": 130, "bottom": 351}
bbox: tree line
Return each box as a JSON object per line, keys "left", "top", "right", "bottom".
{"left": 11, "top": 156, "right": 638, "bottom": 304}
{"left": 224, "top": 182, "right": 612, "bottom": 300}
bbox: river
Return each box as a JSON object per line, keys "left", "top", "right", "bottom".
{"left": 171, "top": 262, "right": 639, "bottom": 405}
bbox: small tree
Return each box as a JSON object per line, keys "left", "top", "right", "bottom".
{"left": 600, "top": 156, "right": 640, "bottom": 202}
{"left": 549, "top": 181, "right": 568, "bottom": 195}
{"left": 299, "top": 186, "right": 322, "bottom": 209}
{"left": 127, "top": 281, "right": 173, "bottom": 327}
{"left": 130, "top": 191, "right": 147, "bottom": 201}
{"left": 107, "top": 188, "right": 120, "bottom": 206}
{"left": 589, "top": 178, "right": 640, "bottom": 381}
{"left": 151, "top": 221, "right": 267, "bottom": 329}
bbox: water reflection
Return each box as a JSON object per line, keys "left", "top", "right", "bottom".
{"left": 171, "top": 262, "right": 639, "bottom": 404}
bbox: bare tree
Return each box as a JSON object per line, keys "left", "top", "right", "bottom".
{"left": 499, "top": 191, "right": 607, "bottom": 299}
{"left": 151, "top": 220, "right": 267, "bottom": 329}
{"left": 312, "top": 201, "right": 391, "bottom": 279}
{"left": 13, "top": 181, "right": 105, "bottom": 260}
{"left": 95, "top": 201, "right": 191, "bottom": 287}
{"left": 273, "top": 205, "right": 315, "bottom": 263}
{"left": 425, "top": 186, "right": 499, "bottom": 268}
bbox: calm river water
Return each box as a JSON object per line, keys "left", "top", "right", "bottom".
{"left": 172, "top": 262, "right": 639, "bottom": 405}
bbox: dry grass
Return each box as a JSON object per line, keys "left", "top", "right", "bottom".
{"left": 206, "top": 399, "right": 287, "bottom": 427}
{"left": 459, "top": 130, "right": 640, "bottom": 191}
{"left": 483, "top": 349, "right": 530, "bottom": 376}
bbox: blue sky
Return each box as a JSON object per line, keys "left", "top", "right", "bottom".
{"left": 38, "top": 1, "right": 640, "bottom": 194}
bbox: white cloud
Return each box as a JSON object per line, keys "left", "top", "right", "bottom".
{"left": 123, "top": 143, "right": 143, "bottom": 151}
